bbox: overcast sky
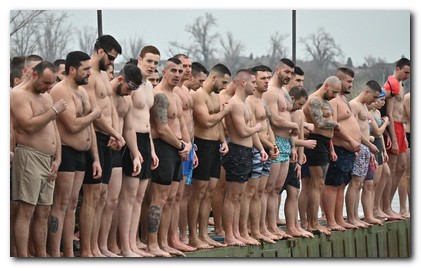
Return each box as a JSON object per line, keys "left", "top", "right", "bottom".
{"left": 64, "top": 9, "right": 409, "bottom": 66}
{"left": 2, "top": 1, "right": 420, "bottom": 267}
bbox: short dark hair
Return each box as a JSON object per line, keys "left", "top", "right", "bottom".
{"left": 32, "top": 61, "right": 56, "bottom": 75}
{"left": 280, "top": 58, "right": 295, "bottom": 69}
{"left": 236, "top": 68, "right": 254, "bottom": 77}
{"left": 140, "top": 45, "right": 160, "bottom": 58}
{"left": 336, "top": 67, "right": 354, "bottom": 78}
{"left": 167, "top": 57, "right": 182, "bottom": 65}
{"left": 10, "top": 56, "right": 26, "bottom": 87}
{"left": 289, "top": 86, "right": 308, "bottom": 100}
{"left": 293, "top": 66, "right": 304, "bottom": 76}
{"left": 250, "top": 65, "right": 271, "bottom": 74}
{"left": 53, "top": 59, "right": 65, "bottom": 68}
{"left": 173, "top": 54, "right": 189, "bottom": 60}
{"left": 211, "top": 63, "right": 231, "bottom": 76}
{"left": 119, "top": 63, "right": 143, "bottom": 88}
{"left": 95, "top": 34, "right": 122, "bottom": 55}
{"left": 65, "top": 51, "right": 91, "bottom": 75}
{"left": 192, "top": 61, "right": 208, "bottom": 76}
{"left": 366, "top": 80, "right": 382, "bottom": 93}
{"left": 396, "top": 57, "right": 410, "bottom": 69}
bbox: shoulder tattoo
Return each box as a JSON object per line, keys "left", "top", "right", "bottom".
{"left": 152, "top": 93, "right": 169, "bottom": 124}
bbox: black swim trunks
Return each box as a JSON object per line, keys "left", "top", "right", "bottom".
{"left": 151, "top": 138, "right": 182, "bottom": 186}
{"left": 192, "top": 137, "right": 221, "bottom": 181}
{"left": 84, "top": 131, "right": 112, "bottom": 185}
{"left": 221, "top": 142, "right": 253, "bottom": 183}
{"left": 325, "top": 146, "right": 355, "bottom": 186}
{"left": 304, "top": 133, "right": 331, "bottom": 166}
{"left": 122, "top": 132, "right": 152, "bottom": 179}
{"left": 58, "top": 145, "right": 86, "bottom": 172}
{"left": 281, "top": 162, "right": 300, "bottom": 192}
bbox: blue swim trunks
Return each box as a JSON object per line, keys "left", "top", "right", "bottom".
{"left": 183, "top": 147, "right": 195, "bottom": 185}
{"left": 251, "top": 147, "right": 271, "bottom": 179}
{"left": 272, "top": 136, "right": 291, "bottom": 163}
{"left": 325, "top": 146, "right": 355, "bottom": 186}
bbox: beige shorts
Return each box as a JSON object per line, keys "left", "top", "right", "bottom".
{"left": 12, "top": 144, "right": 55, "bottom": 205}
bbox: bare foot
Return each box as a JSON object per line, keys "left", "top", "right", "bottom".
{"left": 199, "top": 235, "right": 227, "bottom": 247}
{"left": 92, "top": 249, "right": 106, "bottom": 257}
{"left": 180, "top": 236, "right": 189, "bottom": 244}
{"left": 373, "top": 209, "right": 389, "bottom": 219}
{"left": 146, "top": 246, "right": 172, "bottom": 257}
{"left": 214, "top": 230, "right": 225, "bottom": 238}
{"left": 261, "top": 230, "right": 280, "bottom": 241}
{"left": 238, "top": 233, "right": 261, "bottom": 245}
{"left": 309, "top": 224, "right": 331, "bottom": 235}
{"left": 225, "top": 237, "right": 246, "bottom": 247}
{"left": 160, "top": 245, "right": 186, "bottom": 257}
{"left": 326, "top": 223, "right": 346, "bottom": 231}
{"left": 252, "top": 233, "right": 276, "bottom": 244}
{"left": 120, "top": 250, "right": 141, "bottom": 257}
{"left": 364, "top": 217, "right": 384, "bottom": 225}
{"left": 100, "top": 248, "right": 122, "bottom": 257}
{"left": 208, "top": 218, "right": 215, "bottom": 225}
{"left": 136, "top": 240, "right": 147, "bottom": 250}
{"left": 348, "top": 219, "right": 366, "bottom": 228}
{"left": 400, "top": 210, "right": 410, "bottom": 219}
{"left": 337, "top": 220, "right": 357, "bottom": 229}
{"left": 296, "top": 227, "right": 314, "bottom": 238}
{"left": 188, "top": 237, "right": 214, "bottom": 249}
{"left": 132, "top": 247, "right": 154, "bottom": 257}
{"left": 358, "top": 219, "right": 372, "bottom": 228}
{"left": 169, "top": 240, "right": 198, "bottom": 252}
{"left": 286, "top": 227, "right": 306, "bottom": 237}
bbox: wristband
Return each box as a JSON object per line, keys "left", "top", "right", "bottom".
{"left": 51, "top": 106, "right": 59, "bottom": 115}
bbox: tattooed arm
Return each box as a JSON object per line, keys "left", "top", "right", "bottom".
{"left": 308, "top": 98, "right": 338, "bottom": 130}
{"left": 151, "top": 93, "right": 185, "bottom": 149}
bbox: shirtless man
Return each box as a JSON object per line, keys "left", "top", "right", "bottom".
{"left": 166, "top": 54, "right": 198, "bottom": 254}
{"left": 147, "top": 57, "right": 192, "bottom": 257}
{"left": 348, "top": 81, "right": 382, "bottom": 226}
{"left": 324, "top": 67, "right": 361, "bottom": 230}
{"left": 117, "top": 46, "right": 160, "bottom": 256}
{"left": 245, "top": 65, "right": 278, "bottom": 244}
{"left": 147, "top": 69, "right": 160, "bottom": 88}
{"left": 399, "top": 92, "right": 410, "bottom": 217}
{"left": 383, "top": 57, "right": 410, "bottom": 218}
{"left": 262, "top": 58, "right": 299, "bottom": 239}
{"left": 222, "top": 69, "right": 266, "bottom": 246}
{"left": 279, "top": 65, "right": 306, "bottom": 226}
{"left": 212, "top": 79, "right": 237, "bottom": 238}
{"left": 11, "top": 61, "right": 66, "bottom": 257}
{"left": 302, "top": 76, "right": 341, "bottom": 235}
{"left": 53, "top": 59, "right": 66, "bottom": 83}
{"left": 98, "top": 64, "right": 144, "bottom": 257}
{"left": 283, "top": 86, "right": 315, "bottom": 238}
{"left": 179, "top": 61, "right": 208, "bottom": 243}
{"left": 189, "top": 64, "right": 232, "bottom": 249}
{"left": 10, "top": 54, "right": 43, "bottom": 257}
{"left": 183, "top": 61, "right": 208, "bottom": 91}
{"left": 48, "top": 51, "right": 102, "bottom": 257}
{"left": 80, "top": 34, "right": 125, "bottom": 257}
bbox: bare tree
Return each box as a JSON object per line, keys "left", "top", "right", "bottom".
{"left": 77, "top": 26, "right": 97, "bottom": 54}
{"left": 268, "top": 32, "right": 288, "bottom": 68}
{"left": 220, "top": 32, "right": 244, "bottom": 72}
{"left": 169, "top": 12, "right": 219, "bottom": 68}
{"left": 36, "top": 12, "right": 73, "bottom": 62}
{"left": 10, "top": 10, "right": 45, "bottom": 57}
{"left": 10, "top": 10, "right": 45, "bottom": 37}
{"left": 121, "top": 35, "right": 145, "bottom": 62}
{"left": 300, "top": 27, "right": 343, "bottom": 71}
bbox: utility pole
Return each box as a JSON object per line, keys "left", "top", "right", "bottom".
{"left": 292, "top": 10, "right": 296, "bottom": 63}
{"left": 97, "top": 10, "right": 103, "bottom": 37}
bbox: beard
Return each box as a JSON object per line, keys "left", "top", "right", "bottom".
{"left": 75, "top": 75, "right": 89, "bottom": 86}
{"left": 99, "top": 57, "right": 108, "bottom": 71}
{"left": 117, "top": 83, "right": 125, "bottom": 96}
